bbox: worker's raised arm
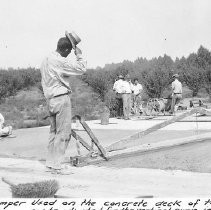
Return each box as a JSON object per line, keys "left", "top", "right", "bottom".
{"left": 59, "top": 47, "right": 87, "bottom": 76}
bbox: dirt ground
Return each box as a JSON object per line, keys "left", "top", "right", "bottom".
{"left": 94, "top": 140, "right": 211, "bottom": 173}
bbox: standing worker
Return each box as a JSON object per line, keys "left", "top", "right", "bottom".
{"left": 40, "top": 31, "right": 87, "bottom": 174}
{"left": 122, "top": 74, "right": 133, "bottom": 120}
{"left": 170, "top": 74, "right": 182, "bottom": 115}
{"left": 113, "top": 75, "right": 124, "bottom": 119}
{"left": 132, "top": 78, "right": 143, "bottom": 115}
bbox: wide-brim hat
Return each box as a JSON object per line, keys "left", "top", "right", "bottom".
{"left": 65, "top": 30, "right": 81, "bottom": 50}
{"left": 172, "top": 74, "right": 179, "bottom": 78}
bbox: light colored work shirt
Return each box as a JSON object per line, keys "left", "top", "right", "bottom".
{"left": 122, "top": 81, "right": 133, "bottom": 94}
{"left": 40, "top": 51, "right": 87, "bottom": 100}
{"left": 172, "top": 79, "right": 182, "bottom": 94}
{"left": 0, "top": 113, "right": 4, "bottom": 129}
{"left": 113, "top": 79, "right": 125, "bottom": 93}
{"left": 132, "top": 83, "right": 143, "bottom": 95}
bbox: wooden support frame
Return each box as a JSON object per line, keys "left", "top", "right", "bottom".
{"left": 106, "top": 107, "right": 208, "bottom": 152}
{"left": 70, "top": 108, "right": 211, "bottom": 164}
{"left": 72, "top": 115, "right": 108, "bottom": 161}
{"left": 71, "top": 130, "right": 93, "bottom": 152}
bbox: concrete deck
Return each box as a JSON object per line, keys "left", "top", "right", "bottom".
{"left": 0, "top": 113, "right": 210, "bottom": 197}
{"left": 0, "top": 114, "right": 210, "bottom": 160}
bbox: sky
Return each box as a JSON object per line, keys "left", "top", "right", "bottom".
{"left": 0, "top": 0, "right": 211, "bottom": 69}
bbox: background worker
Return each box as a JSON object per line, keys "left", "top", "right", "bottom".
{"left": 122, "top": 74, "right": 133, "bottom": 120}
{"left": 170, "top": 74, "right": 182, "bottom": 114}
{"left": 0, "top": 113, "right": 12, "bottom": 137}
{"left": 132, "top": 78, "right": 143, "bottom": 115}
{"left": 113, "top": 75, "right": 124, "bottom": 119}
{"left": 40, "top": 31, "right": 87, "bottom": 174}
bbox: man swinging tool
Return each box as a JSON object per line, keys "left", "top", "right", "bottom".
{"left": 40, "top": 31, "right": 87, "bottom": 174}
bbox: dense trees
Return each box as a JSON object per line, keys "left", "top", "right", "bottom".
{"left": 1, "top": 45, "right": 211, "bottom": 116}
{"left": 140, "top": 55, "right": 174, "bottom": 98}
{"left": 0, "top": 68, "right": 41, "bottom": 100}
{"left": 177, "top": 46, "right": 211, "bottom": 97}
{"left": 82, "top": 46, "right": 211, "bottom": 115}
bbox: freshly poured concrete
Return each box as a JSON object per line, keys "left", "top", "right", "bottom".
{"left": 0, "top": 115, "right": 209, "bottom": 160}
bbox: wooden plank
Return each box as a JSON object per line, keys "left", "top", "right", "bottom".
{"left": 72, "top": 115, "right": 108, "bottom": 161}
{"left": 87, "top": 132, "right": 211, "bottom": 165}
{"left": 71, "top": 130, "right": 93, "bottom": 152}
{"left": 106, "top": 108, "right": 201, "bottom": 152}
{"left": 178, "top": 120, "right": 211, "bottom": 122}
{"left": 79, "top": 118, "right": 108, "bottom": 161}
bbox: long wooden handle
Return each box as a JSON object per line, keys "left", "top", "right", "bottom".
{"left": 81, "top": 120, "right": 108, "bottom": 160}
{"left": 73, "top": 115, "right": 108, "bottom": 161}
{"left": 72, "top": 130, "right": 93, "bottom": 152}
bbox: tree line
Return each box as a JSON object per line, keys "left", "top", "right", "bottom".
{"left": 81, "top": 46, "right": 211, "bottom": 115}
{"left": 0, "top": 45, "right": 211, "bottom": 116}
{"left": 0, "top": 67, "right": 41, "bottom": 100}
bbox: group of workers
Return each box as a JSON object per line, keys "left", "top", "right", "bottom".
{"left": 113, "top": 73, "right": 183, "bottom": 119}
{"left": 113, "top": 75, "right": 143, "bottom": 119}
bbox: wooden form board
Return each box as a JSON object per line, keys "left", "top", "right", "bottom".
{"left": 86, "top": 132, "right": 211, "bottom": 165}
{"left": 106, "top": 107, "right": 206, "bottom": 152}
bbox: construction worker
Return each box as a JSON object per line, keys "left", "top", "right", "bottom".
{"left": 170, "top": 74, "right": 182, "bottom": 114}
{"left": 40, "top": 32, "right": 86, "bottom": 174}
{"left": 122, "top": 74, "right": 133, "bottom": 120}
{"left": 132, "top": 78, "right": 143, "bottom": 115}
{"left": 113, "top": 75, "right": 124, "bottom": 119}
{"left": 0, "top": 113, "right": 12, "bottom": 137}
